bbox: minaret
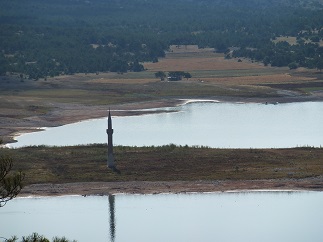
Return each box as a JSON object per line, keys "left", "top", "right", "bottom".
{"left": 107, "top": 109, "right": 115, "bottom": 168}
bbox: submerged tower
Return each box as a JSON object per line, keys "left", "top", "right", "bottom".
{"left": 107, "top": 109, "right": 115, "bottom": 168}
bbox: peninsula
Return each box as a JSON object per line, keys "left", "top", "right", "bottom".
{"left": 1, "top": 145, "right": 322, "bottom": 196}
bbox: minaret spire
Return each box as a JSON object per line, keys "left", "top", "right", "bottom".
{"left": 107, "top": 108, "right": 115, "bottom": 168}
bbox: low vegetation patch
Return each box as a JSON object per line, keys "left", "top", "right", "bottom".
{"left": 1, "top": 145, "right": 323, "bottom": 185}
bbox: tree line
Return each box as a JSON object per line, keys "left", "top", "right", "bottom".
{"left": 1, "top": 0, "right": 323, "bottom": 79}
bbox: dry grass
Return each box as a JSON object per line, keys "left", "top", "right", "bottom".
{"left": 145, "top": 55, "right": 265, "bottom": 72}
{"left": 273, "top": 36, "right": 298, "bottom": 45}
{"left": 200, "top": 74, "right": 316, "bottom": 85}
{"left": 145, "top": 44, "right": 265, "bottom": 72}
{"left": 2, "top": 145, "right": 323, "bottom": 184}
{"left": 168, "top": 45, "right": 215, "bottom": 53}
{"left": 87, "top": 78, "right": 155, "bottom": 84}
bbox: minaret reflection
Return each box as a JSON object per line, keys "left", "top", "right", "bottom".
{"left": 109, "top": 194, "right": 116, "bottom": 242}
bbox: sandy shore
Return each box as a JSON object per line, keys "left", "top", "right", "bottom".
{"left": 19, "top": 176, "right": 323, "bottom": 197}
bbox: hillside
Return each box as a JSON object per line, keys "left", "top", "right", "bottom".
{"left": 0, "top": 0, "right": 323, "bottom": 78}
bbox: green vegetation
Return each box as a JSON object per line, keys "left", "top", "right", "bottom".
{"left": 1, "top": 0, "right": 323, "bottom": 79}
{"left": 0, "top": 156, "right": 24, "bottom": 207}
{"left": 1, "top": 145, "right": 323, "bottom": 184}
{"left": 155, "top": 71, "right": 166, "bottom": 81}
{"left": 3, "top": 233, "right": 76, "bottom": 242}
{"left": 155, "top": 71, "right": 192, "bottom": 81}
{"left": 167, "top": 71, "right": 192, "bottom": 81}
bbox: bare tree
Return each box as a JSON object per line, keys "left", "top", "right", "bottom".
{"left": 0, "top": 156, "right": 24, "bottom": 207}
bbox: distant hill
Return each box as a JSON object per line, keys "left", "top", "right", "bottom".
{"left": 0, "top": 0, "right": 322, "bottom": 78}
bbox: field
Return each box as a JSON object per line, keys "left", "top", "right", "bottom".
{"left": 146, "top": 46, "right": 264, "bottom": 71}
{"left": 1, "top": 145, "right": 323, "bottom": 195}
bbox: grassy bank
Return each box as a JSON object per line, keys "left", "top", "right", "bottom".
{"left": 1, "top": 145, "right": 323, "bottom": 185}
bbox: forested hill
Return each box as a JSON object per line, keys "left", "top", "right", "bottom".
{"left": 0, "top": 0, "right": 323, "bottom": 79}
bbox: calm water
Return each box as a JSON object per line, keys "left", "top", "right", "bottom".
{"left": 9, "top": 101, "right": 323, "bottom": 148}
{"left": 0, "top": 192, "right": 322, "bottom": 242}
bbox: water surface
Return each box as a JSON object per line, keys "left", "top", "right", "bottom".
{"left": 0, "top": 192, "right": 322, "bottom": 242}
{"left": 9, "top": 101, "right": 323, "bottom": 148}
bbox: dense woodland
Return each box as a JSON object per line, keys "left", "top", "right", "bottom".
{"left": 1, "top": 0, "right": 323, "bottom": 79}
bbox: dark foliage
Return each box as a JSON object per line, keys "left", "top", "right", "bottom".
{"left": 0, "top": 156, "right": 24, "bottom": 207}
{"left": 4, "top": 232, "right": 76, "bottom": 242}
{"left": 168, "top": 71, "right": 191, "bottom": 81}
{"left": 0, "top": 0, "right": 323, "bottom": 78}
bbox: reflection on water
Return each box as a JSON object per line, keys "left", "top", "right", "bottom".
{"left": 0, "top": 192, "right": 323, "bottom": 242}
{"left": 109, "top": 195, "right": 116, "bottom": 242}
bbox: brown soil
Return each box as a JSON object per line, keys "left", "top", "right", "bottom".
{"left": 144, "top": 53, "right": 265, "bottom": 72}
{"left": 20, "top": 177, "right": 323, "bottom": 197}
{"left": 201, "top": 73, "right": 316, "bottom": 85}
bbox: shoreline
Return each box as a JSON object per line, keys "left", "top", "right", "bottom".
{"left": 4, "top": 96, "right": 323, "bottom": 146}
{"left": 2, "top": 98, "right": 184, "bottom": 145}
{"left": 16, "top": 189, "right": 317, "bottom": 199}
{"left": 18, "top": 177, "right": 323, "bottom": 197}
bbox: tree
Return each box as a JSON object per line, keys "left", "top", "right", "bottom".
{"left": 316, "top": 57, "right": 323, "bottom": 72}
{"left": 0, "top": 156, "right": 24, "bottom": 207}
{"left": 167, "top": 71, "right": 191, "bottom": 81}
{"left": 154, "top": 71, "right": 166, "bottom": 81}
{"left": 109, "top": 60, "right": 128, "bottom": 73}
{"left": 22, "top": 233, "right": 49, "bottom": 242}
{"left": 0, "top": 54, "right": 8, "bottom": 76}
{"left": 288, "top": 62, "right": 298, "bottom": 70}
{"left": 130, "top": 60, "right": 144, "bottom": 72}
{"left": 183, "top": 72, "right": 192, "bottom": 80}
{"left": 2, "top": 0, "right": 323, "bottom": 77}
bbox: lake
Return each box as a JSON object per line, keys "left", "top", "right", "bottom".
{"left": 3, "top": 102, "right": 323, "bottom": 242}
{"left": 9, "top": 101, "right": 323, "bottom": 148}
{"left": 1, "top": 192, "right": 322, "bottom": 242}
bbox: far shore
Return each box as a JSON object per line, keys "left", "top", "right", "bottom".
{"left": 4, "top": 94, "right": 323, "bottom": 146}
